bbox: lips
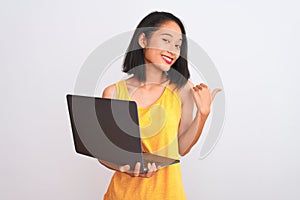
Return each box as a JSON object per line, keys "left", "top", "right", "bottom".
{"left": 162, "top": 55, "right": 173, "bottom": 65}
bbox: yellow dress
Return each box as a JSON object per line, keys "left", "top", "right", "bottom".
{"left": 103, "top": 80, "right": 187, "bottom": 200}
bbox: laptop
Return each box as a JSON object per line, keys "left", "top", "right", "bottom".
{"left": 66, "top": 94, "right": 179, "bottom": 173}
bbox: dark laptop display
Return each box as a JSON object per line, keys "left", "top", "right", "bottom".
{"left": 66, "top": 94, "right": 179, "bottom": 173}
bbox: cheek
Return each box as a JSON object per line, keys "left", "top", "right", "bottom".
{"left": 144, "top": 48, "right": 161, "bottom": 59}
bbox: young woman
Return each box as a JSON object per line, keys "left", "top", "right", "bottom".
{"left": 100, "top": 11, "right": 221, "bottom": 200}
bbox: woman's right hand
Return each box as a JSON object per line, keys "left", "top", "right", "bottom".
{"left": 119, "top": 162, "right": 160, "bottom": 178}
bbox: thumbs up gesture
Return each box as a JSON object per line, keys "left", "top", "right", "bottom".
{"left": 188, "top": 81, "right": 222, "bottom": 117}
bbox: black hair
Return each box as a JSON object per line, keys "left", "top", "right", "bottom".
{"left": 122, "top": 11, "right": 190, "bottom": 89}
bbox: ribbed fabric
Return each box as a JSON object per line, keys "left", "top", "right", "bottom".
{"left": 103, "top": 80, "right": 187, "bottom": 200}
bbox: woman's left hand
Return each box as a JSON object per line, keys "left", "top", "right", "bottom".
{"left": 188, "top": 81, "right": 222, "bottom": 117}
{"left": 119, "top": 162, "right": 160, "bottom": 178}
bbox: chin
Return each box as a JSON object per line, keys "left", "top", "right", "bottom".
{"left": 162, "top": 67, "right": 171, "bottom": 72}
{"left": 159, "top": 64, "right": 172, "bottom": 72}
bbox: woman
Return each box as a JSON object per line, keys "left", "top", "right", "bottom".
{"left": 100, "top": 11, "right": 221, "bottom": 200}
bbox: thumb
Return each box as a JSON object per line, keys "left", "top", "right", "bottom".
{"left": 211, "top": 88, "right": 222, "bottom": 101}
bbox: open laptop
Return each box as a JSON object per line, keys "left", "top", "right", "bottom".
{"left": 66, "top": 94, "right": 179, "bottom": 173}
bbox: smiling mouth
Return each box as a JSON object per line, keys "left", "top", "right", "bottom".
{"left": 162, "top": 55, "right": 173, "bottom": 65}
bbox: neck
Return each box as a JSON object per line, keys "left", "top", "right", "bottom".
{"left": 143, "top": 63, "right": 168, "bottom": 84}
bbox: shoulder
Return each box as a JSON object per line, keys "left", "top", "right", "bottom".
{"left": 102, "top": 83, "right": 117, "bottom": 98}
{"left": 178, "top": 80, "right": 194, "bottom": 104}
{"left": 102, "top": 78, "right": 133, "bottom": 98}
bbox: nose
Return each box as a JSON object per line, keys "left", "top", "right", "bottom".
{"left": 167, "top": 46, "right": 179, "bottom": 56}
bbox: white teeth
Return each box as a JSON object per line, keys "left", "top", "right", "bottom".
{"left": 162, "top": 56, "right": 172, "bottom": 62}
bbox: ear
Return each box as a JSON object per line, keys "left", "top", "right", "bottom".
{"left": 138, "top": 33, "right": 147, "bottom": 48}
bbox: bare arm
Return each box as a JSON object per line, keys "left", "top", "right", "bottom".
{"left": 178, "top": 80, "right": 221, "bottom": 156}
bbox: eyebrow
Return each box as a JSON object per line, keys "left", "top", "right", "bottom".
{"left": 160, "top": 33, "right": 182, "bottom": 41}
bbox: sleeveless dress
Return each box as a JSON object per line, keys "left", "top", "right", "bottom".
{"left": 103, "top": 80, "right": 187, "bottom": 200}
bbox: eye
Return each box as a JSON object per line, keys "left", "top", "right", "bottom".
{"left": 162, "top": 38, "right": 170, "bottom": 43}
{"left": 175, "top": 44, "right": 181, "bottom": 49}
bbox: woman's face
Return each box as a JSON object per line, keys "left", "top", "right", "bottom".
{"left": 141, "top": 20, "right": 183, "bottom": 72}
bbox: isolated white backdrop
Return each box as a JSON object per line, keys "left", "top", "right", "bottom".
{"left": 1, "top": 0, "right": 299, "bottom": 199}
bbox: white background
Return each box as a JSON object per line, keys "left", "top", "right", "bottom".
{"left": 1, "top": 0, "right": 299, "bottom": 199}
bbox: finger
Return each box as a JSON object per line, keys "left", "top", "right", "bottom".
{"left": 152, "top": 163, "right": 157, "bottom": 172}
{"left": 119, "top": 165, "right": 130, "bottom": 172}
{"left": 146, "top": 163, "right": 154, "bottom": 178}
{"left": 196, "top": 85, "right": 202, "bottom": 90}
{"left": 157, "top": 165, "right": 161, "bottom": 170}
{"left": 148, "top": 162, "right": 152, "bottom": 170}
{"left": 211, "top": 88, "right": 222, "bottom": 101}
{"left": 147, "top": 163, "right": 157, "bottom": 178}
{"left": 133, "top": 162, "right": 141, "bottom": 177}
{"left": 199, "top": 83, "right": 208, "bottom": 88}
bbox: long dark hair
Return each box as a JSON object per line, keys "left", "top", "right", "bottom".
{"left": 122, "top": 11, "right": 190, "bottom": 89}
